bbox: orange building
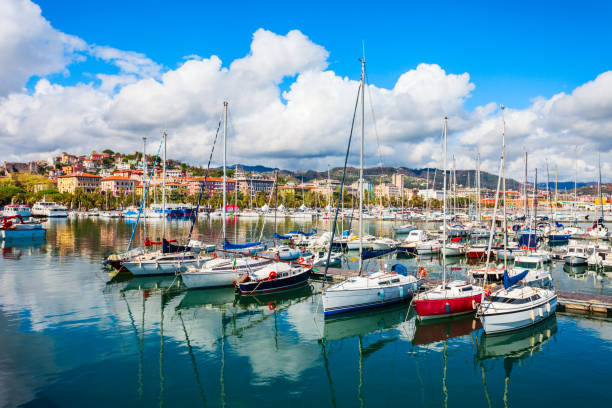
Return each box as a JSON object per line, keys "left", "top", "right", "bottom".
{"left": 57, "top": 173, "right": 101, "bottom": 193}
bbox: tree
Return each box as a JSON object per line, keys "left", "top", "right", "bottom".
{"left": 102, "top": 149, "right": 114, "bottom": 154}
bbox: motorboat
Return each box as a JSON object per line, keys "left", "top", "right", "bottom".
{"left": 393, "top": 224, "right": 417, "bottom": 234}
{"left": 564, "top": 245, "right": 588, "bottom": 265}
{"left": 441, "top": 241, "right": 465, "bottom": 257}
{"left": 398, "top": 229, "right": 428, "bottom": 253}
{"left": 508, "top": 255, "right": 552, "bottom": 288}
{"left": 260, "top": 245, "right": 301, "bottom": 261}
{"left": 415, "top": 239, "right": 441, "bottom": 255}
{"left": 465, "top": 244, "right": 491, "bottom": 259}
{"left": 346, "top": 235, "right": 377, "bottom": 250}
{"left": 478, "top": 284, "right": 557, "bottom": 334}
{"left": 31, "top": 201, "right": 68, "bottom": 217}
{"left": 2, "top": 204, "right": 31, "bottom": 218}
{"left": 1, "top": 215, "right": 46, "bottom": 240}
{"left": 235, "top": 262, "right": 311, "bottom": 294}
{"left": 301, "top": 249, "right": 342, "bottom": 267}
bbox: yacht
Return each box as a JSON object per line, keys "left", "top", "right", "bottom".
{"left": 564, "top": 245, "right": 588, "bottom": 265}
{"left": 1, "top": 216, "right": 46, "bottom": 240}
{"left": 181, "top": 255, "right": 272, "bottom": 289}
{"left": 2, "top": 204, "right": 31, "bottom": 218}
{"left": 508, "top": 255, "right": 553, "bottom": 288}
{"left": 235, "top": 262, "right": 311, "bottom": 294}
{"left": 260, "top": 245, "right": 302, "bottom": 261}
{"left": 31, "top": 201, "right": 68, "bottom": 217}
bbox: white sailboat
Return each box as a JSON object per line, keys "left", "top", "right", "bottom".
{"left": 322, "top": 58, "right": 420, "bottom": 316}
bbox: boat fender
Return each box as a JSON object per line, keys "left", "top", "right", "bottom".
{"left": 268, "top": 271, "right": 277, "bottom": 280}
{"left": 418, "top": 267, "right": 427, "bottom": 278}
{"left": 268, "top": 301, "right": 276, "bottom": 310}
{"left": 232, "top": 281, "right": 236, "bottom": 287}
{"left": 275, "top": 254, "right": 280, "bottom": 261}
{"left": 472, "top": 299, "right": 476, "bottom": 309}
{"left": 212, "top": 252, "right": 217, "bottom": 258}
{"left": 445, "top": 302, "right": 450, "bottom": 313}
{"left": 538, "top": 308, "right": 543, "bottom": 317}
{"left": 546, "top": 303, "right": 550, "bottom": 313}
{"left": 530, "top": 310, "right": 535, "bottom": 322}
{"left": 485, "top": 286, "right": 492, "bottom": 297}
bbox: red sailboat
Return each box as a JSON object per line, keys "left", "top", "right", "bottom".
{"left": 413, "top": 117, "right": 484, "bottom": 320}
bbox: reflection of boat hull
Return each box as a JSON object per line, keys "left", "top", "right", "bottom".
{"left": 237, "top": 269, "right": 310, "bottom": 295}
{"left": 477, "top": 315, "right": 557, "bottom": 360}
{"left": 564, "top": 256, "right": 587, "bottom": 266}
{"left": 181, "top": 269, "right": 238, "bottom": 289}
{"left": 480, "top": 294, "right": 557, "bottom": 334}
{"left": 237, "top": 284, "right": 312, "bottom": 308}
{"left": 177, "top": 287, "right": 237, "bottom": 309}
{"left": 324, "top": 303, "right": 410, "bottom": 340}
{"left": 123, "top": 257, "right": 208, "bottom": 276}
{"left": 412, "top": 315, "right": 482, "bottom": 345}
{"left": 1, "top": 227, "right": 46, "bottom": 240}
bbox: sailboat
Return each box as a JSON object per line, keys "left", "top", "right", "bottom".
{"left": 182, "top": 102, "right": 272, "bottom": 289}
{"left": 477, "top": 106, "right": 558, "bottom": 334}
{"left": 122, "top": 132, "right": 210, "bottom": 276}
{"left": 413, "top": 117, "right": 484, "bottom": 320}
{"left": 322, "top": 58, "right": 421, "bottom": 316}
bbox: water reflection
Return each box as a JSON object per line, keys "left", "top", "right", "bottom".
{"left": 412, "top": 315, "right": 482, "bottom": 346}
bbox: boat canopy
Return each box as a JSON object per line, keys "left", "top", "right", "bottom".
{"left": 361, "top": 247, "right": 396, "bottom": 260}
{"left": 391, "top": 264, "right": 408, "bottom": 276}
{"left": 518, "top": 234, "right": 538, "bottom": 249}
{"left": 288, "top": 229, "right": 317, "bottom": 236}
{"left": 273, "top": 233, "right": 292, "bottom": 240}
{"left": 503, "top": 269, "right": 529, "bottom": 290}
{"left": 223, "top": 240, "right": 262, "bottom": 250}
{"left": 162, "top": 238, "right": 189, "bottom": 254}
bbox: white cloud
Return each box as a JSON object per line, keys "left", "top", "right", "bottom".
{"left": 0, "top": 1, "right": 611, "bottom": 182}
{"left": 0, "top": 0, "right": 86, "bottom": 96}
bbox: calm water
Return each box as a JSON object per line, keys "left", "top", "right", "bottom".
{"left": 1, "top": 217, "right": 611, "bottom": 407}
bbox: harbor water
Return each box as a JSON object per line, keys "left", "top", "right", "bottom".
{"left": 1, "top": 217, "right": 611, "bottom": 407}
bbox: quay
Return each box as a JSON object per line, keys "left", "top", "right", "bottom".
{"left": 311, "top": 268, "right": 612, "bottom": 317}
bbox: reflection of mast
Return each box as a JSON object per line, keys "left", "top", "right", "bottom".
{"left": 220, "top": 310, "right": 227, "bottom": 408}
{"left": 319, "top": 339, "right": 338, "bottom": 408}
{"left": 121, "top": 292, "right": 144, "bottom": 398}
{"left": 159, "top": 292, "right": 165, "bottom": 408}
{"left": 358, "top": 336, "right": 364, "bottom": 408}
{"left": 442, "top": 340, "right": 448, "bottom": 408}
{"left": 479, "top": 364, "right": 493, "bottom": 408}
{"left": 178, "top": 312, "right": 206, "bottom": 405}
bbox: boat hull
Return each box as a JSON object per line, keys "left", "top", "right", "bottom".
{"left": 564, "top": 256, "right": 587, "bottom": 266}
{"left": 414, "top": 293, "right": 482, "bottom": 320}
{"left": 123, "top": 258, "right": 207, "bottom": 276}
{"left": 181, "top": 269, "right": 238, "bottom": 289}
{"left": 237, "top": 270, "right": 310, "bottom": 294}
{"left": 480, "top": 295, "right": 557, "bottom": 334}
{"left": 1, "top": 228, "right": 46, "bottom": 240}
{"left": 323, "top": 282, "right": 420, "bottom": 316}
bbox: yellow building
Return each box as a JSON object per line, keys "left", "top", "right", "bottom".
{"left": 57, "top": 172, "right": 101, "bottom": 193}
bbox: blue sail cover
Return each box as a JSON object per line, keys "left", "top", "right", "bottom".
{"left": 223, "top": 240, "right": 262, "bottom": 250}
{"left": 391, "top": 264, "right": 408, "bottom": 276}
{"left": 518, "top": 234, "right": 538, "bottom": 249}
{"left": 504, "top": 270, "right": 529, "bottom": 289}
{"left": 288, "top": 229, "right": 317, "bottom": 236}
{"left": 273, "top": 233, "right": 292, "bottom": 240}
{"left": 555, "top": 221, "right": 564, "bottom": 228}
{"left": 361, "top": 247, "right": 396, "bottom": 260}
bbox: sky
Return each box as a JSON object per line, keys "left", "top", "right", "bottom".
{"left": 1, "top": 0, "right": 611, "bottom": 181}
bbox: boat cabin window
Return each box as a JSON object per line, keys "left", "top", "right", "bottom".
{"left": 490, "top": 296, "right": 535, "bottom": 305}
{"left": 378, "top": 281, "right": 390, "bottom": 285}
{"left": 516, "top": 261, "right": 538, "bottom": 269}
{"left": 460, "top": 286, "right": 473, "bottom": 292}
{"left": 391, "top": 278, "right": 400, "bottom": 283}
{"left": 568, "top": 248, "right": 575, "bottom": 253}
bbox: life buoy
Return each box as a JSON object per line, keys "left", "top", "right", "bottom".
{"left": 298, "top": 257, "right": 305, "bottom": 264}
{"left": 418, "top": 267, "right": 427, "bottom": 278}
{"left": 268, "top": 301, "right": 276, "bottom": 310}
{"left": 485, "top": 286, "right": 492, "bottom": 297}
{"left": 268, "top": 271, "right": 277, "bottom": 280}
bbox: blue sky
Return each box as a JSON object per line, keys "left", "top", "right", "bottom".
{"left": 36, "top": 0, "right": 612, "bottom": 110}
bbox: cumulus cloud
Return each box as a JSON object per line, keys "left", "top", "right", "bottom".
{"left": 0, "top": 0, "right": 86, "bottom": 96}
{"left": 0, "top": 0, "right": 611, "bottom": 182}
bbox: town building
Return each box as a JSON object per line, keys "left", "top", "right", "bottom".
{"left": 100, "top": 176, "right": 136, "bottom": 196}
{"left": 234, "top": 169, "right": 275, "bottom": 194}
{"left": 186, "top": 177, "right": 236, "bottom": 196}
{"left": 57, "top": 173, "right": 101, "bottom": 193}
{"left": 61, "top": 163, "right": 85, "bottom": 174}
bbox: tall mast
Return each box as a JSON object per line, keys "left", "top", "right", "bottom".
{"left": 574, "top": 147, "right": 578, "bottom": 222}
{"left": 555, "top": 165, "right": 558, "bottom": 203}
{"left": 358, "top": 58, "right": 365, "bottom": 275}
{"left": 599, "top": 152, "right": 604, "bottom": 220}
{"left": 477, "top": 150, "right": 481, "bottom": 222}
{"left": 442, "top": 117, "right": 448, "bottom": 284}
{"left": 162, "top": 131, "right": 167, "bottom": 239}
{"left": 143, "top": 136, "right": 147, "bottom": 240}
{"left": 501, "top": 105, "right": 507, "bottom": 271}
{"left": 223, "top": 101, "right": 227, "bottom": 243}
{"left": 546, "top": 159, "right": 552, "bottom": 220}
{"left": 523, "top": 148, "right": 528, "bottom": 218}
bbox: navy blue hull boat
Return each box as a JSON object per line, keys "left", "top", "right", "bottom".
{"left": 236, "top": 262, "right": 311, "bottom": 295}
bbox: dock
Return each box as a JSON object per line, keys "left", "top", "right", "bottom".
{"left": 311, "top": 268, "right": 612, "bottom": 317}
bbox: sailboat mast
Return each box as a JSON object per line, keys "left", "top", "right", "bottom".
{"left": 162, "top": 131, "right": 167, "bottom": 239}
{"left": 477, "top": 150, "right": 481, "bottom": 222}
{"left": 223, "top": 101, "right": 227, "bottom": 243}
{"left": 358, "top": 58, "right": 365, "bottom": 274}
{"left": 523, "top": 148, "right": 528, "bottom": 218}
{"left": 501, "top": 105, "right": 507, "bottom": 271}
{"left": 442, "top": 117, "right": 448, "bottom": 284}
{"left": 574, "top": 147, "right": 578, "bottom": 222}
{"left": 599, "top": 152, "right": 604, "bottom": 220}
{"left": 546, "top": 159, "right": 552, "bottom": 220}
{"left": 143, "top": 136, "right": 147, "bottom": 240}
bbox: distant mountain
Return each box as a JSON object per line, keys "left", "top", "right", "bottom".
{"left": 231, "top": 164, "right": 279, "bottom": 173}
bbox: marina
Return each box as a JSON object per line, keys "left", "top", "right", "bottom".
{"left": 2, "top": 216, "right": 612, "bottom": 406}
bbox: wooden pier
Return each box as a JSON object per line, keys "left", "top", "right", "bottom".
{"left": 310, "top": 268, "right": 612, "bottom": 317}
